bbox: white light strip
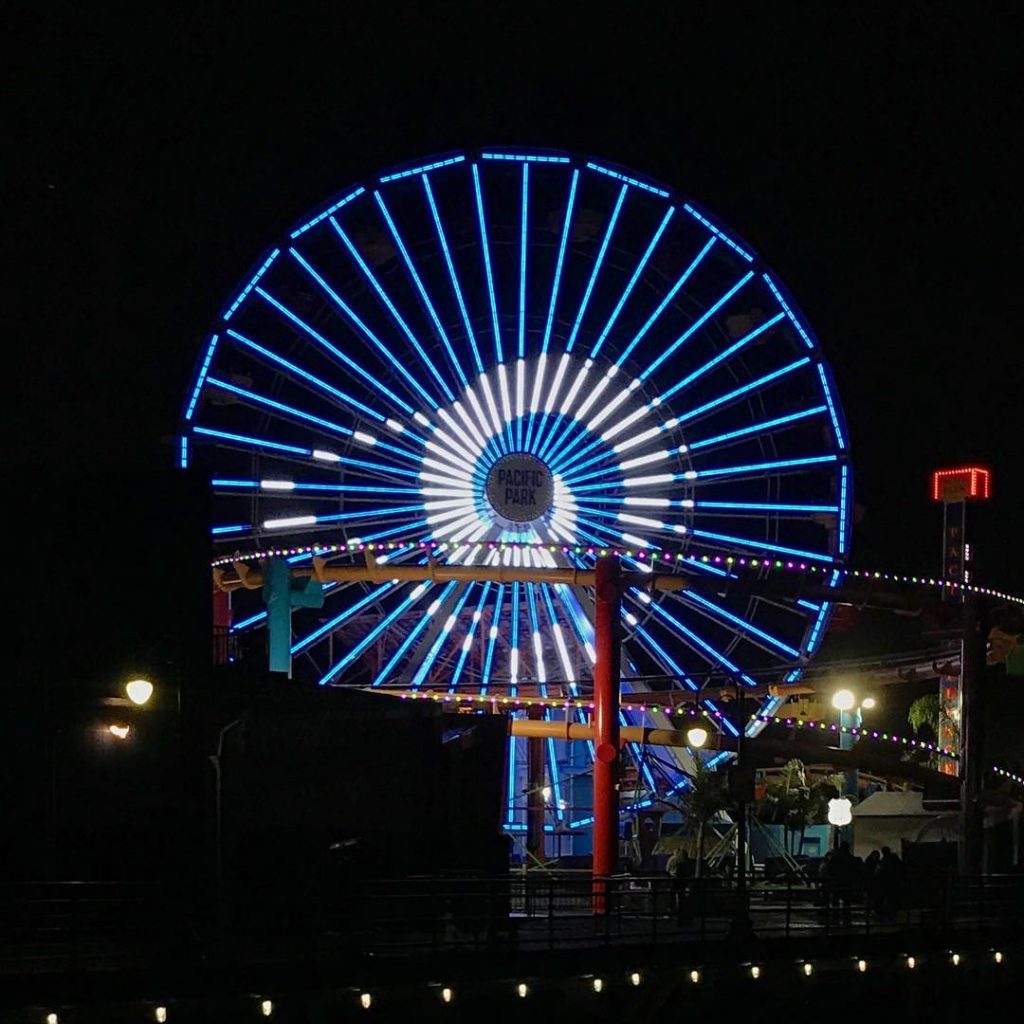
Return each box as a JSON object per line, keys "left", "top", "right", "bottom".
{"left": 619, "top": 450, "right": 669, "bottom": 470}
{"left": 260, "top": 479, "right": 296, "bottom": 491}
{"left": 545, "top": 353, "right": 571, "bottom": 412}
{"left": 263, "top": 515, "right": 317, "bottom": 529}
{"left": 623, "top": 473, "right": 675, "bottom": 487}
{"left": 560, "top": 362, "right": 591, "bottom": 414}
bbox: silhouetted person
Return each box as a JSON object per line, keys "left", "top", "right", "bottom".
{"left": 877, "top": 846, "right": 904, "bottom": 919}
{"left": 826, "top": 842, "right": 858, "bottom": 925}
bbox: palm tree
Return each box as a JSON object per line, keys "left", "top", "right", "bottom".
{"left": 675, "top": 761, "right": 729, "bottom": 877}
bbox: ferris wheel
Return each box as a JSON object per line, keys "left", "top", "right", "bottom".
{"left": 182, "top": 148, "right": 851, "bottom": 831}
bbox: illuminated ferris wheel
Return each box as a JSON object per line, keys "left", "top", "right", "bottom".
{"left": 182, "top": 148, "right": 851, "bottom": 829}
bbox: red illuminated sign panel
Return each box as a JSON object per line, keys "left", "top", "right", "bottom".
{"left": 930, "top": 466, "right": 991, "bottom": 502}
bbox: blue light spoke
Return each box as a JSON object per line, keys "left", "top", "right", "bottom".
{"left": 449, "top": 582, "right": 492, "bottom": 690}
{"left": 230, "top": 610, "right": 267, "bottom": 633}
{"left": 676, "top": 357, "right": 812, "bottom": 425}
{"left": 412, "top": 584, "right": 476, "bottom": 687}
{"left": 566, "top": 184, "right": 628, "bottom": 352}
{"left": 590, "top": 206, "right": 675, "bottom": 359}
{"left": 692, "top": 454, "right": 838, "bottom": 480}
{"left": 261, "top": 269, "right": 416, "bottom": 414}
{"left": 481, "top": 582, "right": 505, "bottom": 694}
{"left": 379, "top": 155, "right": 465, "bottom": 183}
{"left": 616, "top": 237, "right": 716, "bottom": 367}
{"left": 330, "top": 218, "right": 459, "bottom": 401}
{"left": 471, "top": 165, "right": 503, "bottom": 364}
{"left": 422, "top": 174, "right": 485, "bottom": 379}
{"left": 374, "top": 190, "right": 479, "bottom": 383}
{"left": 646, "top": 600, "right": 758, "bottom": 686}
{"left": 225, "top": 328, "right": 390, "bottom": 427}
{"left": 839, "top": 463, "right": 850, "bottom": 556}
{"left": 641, "top": 271, "right": 755, "bottom": 381}
{"left": 672, "top": 591, "right": 800, "bottom": 658}
{"left": 658, "top": 312, "right": 785, "bottom": 403}
{"left": 206, "top": 377, "right": 353, "bottom": 439}
{"left": 693, "top": 500, "right": 838, "bottom": 514}
{"left": 687, "top": 405, "right": 827, "bottom": 451}
{"left": 690, "top": 528, "right": 833, "bottom": 563}
{"left": 293, "top": 582, "right": 397, "bottom": 653}
{"left": 281, "top": 255, "right": 436, "bottom": 411}
{"left": 192, "top": 425, "right": 311, "bottom": 457}
{"left": 586, "top": 162, "right": 669, "bottom": 197}
{"left": 763, "top": 272, "right": 815, "bottom": 349}
{"left": 518, "top": 163, "right": 529, "bottom": 360}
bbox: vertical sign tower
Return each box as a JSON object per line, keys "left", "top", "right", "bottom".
{"left": 930, "top": 466, "right": 992, "bottom": 773}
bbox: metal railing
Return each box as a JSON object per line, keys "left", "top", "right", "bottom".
{"left": 1, "top": 873, "right": 1021, "bottom": 968}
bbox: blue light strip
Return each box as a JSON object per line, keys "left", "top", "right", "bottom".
{"left": 324, "top": 582, "right": 449, "bottom": 686}
{"left": 646, "top": 600, "right": 757, "bottom": 685}
{"left": 212, "top": 524, "right": 250, "bottom": 535}
{"left": 471, "top": 164, "right": 503, "bottom": 363}
{"left": 816, "top": 362, "right": 847, "bottom": 450}
{"left": 693, "top": 453, "right": 838, "bottom": 479}
{"left": 331, "top": 218, "right": 459, "bottom": 399}
{"left": 691, "top": 528, "right": 834, "bottom": 563}
{"left": 682, "top": 204, "right": 753, "bottom": 262}
{"left": 658, "top": 312, "right": 785, "bottom": 401}
{"left": 288, "top": 243, "right": 440, "bottom": 411}
{"left": 413, "top": 584, "right": 475, "bottom": 686}
{"left": 839, "top": 463, "right": 849, "bottom": 556}
{"left": 676, "top": 357, "right": 812, "bottom": 424}
{"left": 510, "top": 581, "right": 521, "bottom": 695}
{"left": 481, "top": 582, "right": 505, "bottom": 694}
{"left": 315, "top": 504, "right": 423, "bottom": 525}
{"left": 541, "top": 170, "right": 580, "bottom": 356}
{"left": 223, "top": 249, "right": 280, "bottom": 320}
{"left": 589, "top": 205, "right": 675, "bottom": 359}
{"left": 694, "top": 500, "right": 838, "bottom": 513}
{"left": 797, "top": 599, "right": 821, "bottom": 612}
{"left": 374, "top": 190, "right": 481, "bottom": 379}
{"left": 631, "top": 622, "right": 699, "bottom": 691}
{"left": 289, "top": 188, "right": 365, "bottom": 239}
{"left": 586, "top": 161, "right": 669, "bottom": 197}
{"left": 293, "top": 582, "right": 397, "bottom": 653}
{"left": 192, "top": 425, "right": 311, "bottom": 456}
{"left": 565, "top": 184, "right": 628, "bottom": 352}
{"left": 263, "top": 267, "right": 416, "bottom": 414}
{"left": 518, "top": 162, "right": 529, "bottom": 360}
{"left": 185, "top": 334, "right": 219, "bottom": 420}
{"left": 482, "top": 152, "right": 571, "bottom": 163}
{"left": 616, "top": 238, "right": 716, "bottom": 367}
{"left": 230, "top": 611, "right": 267, "bottom": 633}
{"left": 213, "top": 479, "right": 420, "bottom": 496}
{"left": 422, "top": 174, "right": 485, "bottom": 379}
{"left": 371, "top": 586, "right": 450, "bottom": 687}
{"left": 676, "top": 591, "right": 800, "bottom": 658}
{"left": 179, "top": 435, "right": 188, "bottom": 469}
{"left": 379, "top": 154, "right": 465, "bottom": 183}
{"left": 687, "top": 405, "right": 826, "bottom": 451}
{"left": 225, "top": 328, "right": 389, "bottom": 426}
{"left": 449, "top": 582, "right": 492, "bottom": 690}
{"left": 763, "top": 272, "right": 815, "bottom": 349}
{"left": 206, "top": 377, "right": 356, "bottom": 439}
{"left": 641, "top": 271, "right": 755, "bottom": 381}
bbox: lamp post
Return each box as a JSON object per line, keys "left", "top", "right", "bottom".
{"left": 831, "top": 689, "right": 873, "bottom": 846}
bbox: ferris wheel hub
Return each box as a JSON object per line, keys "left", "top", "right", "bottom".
{"left": 485, "top": 452, "right": 554, "bottom": 526}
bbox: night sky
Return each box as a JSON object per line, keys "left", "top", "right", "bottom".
{"left": 12, "top": 6, "right": 1022, "bottom": 600}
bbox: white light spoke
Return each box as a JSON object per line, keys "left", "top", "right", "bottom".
{"left": 619, "top": 450, "right": 669, "bottom": 470}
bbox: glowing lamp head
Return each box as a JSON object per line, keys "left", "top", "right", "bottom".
{"left": 125, "top": 678, "right": 154, "bottom": 706}
{"left": 541, "top": 785, "right": 552, "bottom": 801}
{"left": 629, "top": 972, "right": 642, "bottom": 986}
{"left": 516, "top": 982, "right": 529, "bottom": 999}
{"left": 260, "top": 1000, "right": 274, "bottom": 1017}
{"left": 861, "top": 697, "right": 876, "bottom": 710}
{"left": 832, "top": 689, "right": 856, "bottom": 712}
{"left": 359, "top": 993, "right": 372, "bottom": 1009}
{"left": 441, "top": 987, "right": 453, "bottom": 1004}
{"left": 109, "top": 723, "right": 130, "bottom": 740}
{"left": 689, "top": 969, "right": 701, "bottom": 984}
{"left": 802, "top": 962, "right": 813, "bottom": 976}
{"left": 749, "top": 965, "right": 761, "bottom": 980}
{"left": 686, "top": 726, "right": 708, "bottom": 749}
{"left": 592, "top": 978, "right": 603, "bottom": 993}
{"left": 155, "top": 1007, "right": 167, "bottom": 1023}
{"left": 827, "top": 797, "right": 853, "bottom": 826}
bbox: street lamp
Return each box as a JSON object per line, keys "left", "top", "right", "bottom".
{"left": 125, "top": 678, "right": 155, "bottom": 706}
{"left": 831, "top": 689, "right": 856, "bottom": 712}
{"left": 686, "top": 725, "right": 708, "bottom": 749}
{"left": 108, "top": 723, "right": 130, "bottom": 740}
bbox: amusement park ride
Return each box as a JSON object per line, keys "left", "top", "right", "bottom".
{"left": 180, "top": 148, "right": 1021, "bottom": 885}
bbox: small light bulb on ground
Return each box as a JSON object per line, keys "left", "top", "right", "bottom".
{"left": 689, "top": 970, "right": 701, "bottom": 984}
{"left": 906, "top": 956, "right": 916, "bottom": 969}
{"left": 857, "top": 959, "right": 867, "bottom": 973}
{"left": 260, "top": 999, "right": 273, "bottom": 1016}
{"left": 994, "top": 951, "right": 1004, "bottom": 964}
{"left": 951, "top": 953, "right": 960, "bottom": 966}
{"left": 750, "top": 965, "right": 761, "bottom": 980}
{"left": 155, "top": 1007, "right": 167, "bottom": 1023}
{"left": 592, "top": 978, "right": 603, "bottom": 993}
{"left": 46, "top": 1015, "right": 58, "bottom": 1024}
{"left": 517, "top": 982, "right": 529, "bottom": 998}
{"left": 441, "top": 987, "right": 453, "bottom": 1003}
{"left": 630, "top": 972, "right": 642, "bottom": 986}
{"left": 359, "top": 993, "right": 372, "bottom": 1009}
{"left": 803, "top": 963, "right": 813, "bottom": 976}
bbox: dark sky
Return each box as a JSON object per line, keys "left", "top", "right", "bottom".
{"left": 11, "top": 4, "right": 1023, "bottom": 593}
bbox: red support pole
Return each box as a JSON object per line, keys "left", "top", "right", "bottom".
{"left": 593, "top": 555, "right": 621, "bottom": 911}
{"left": 526, "top": 706, "right": 546, "bottom": 864}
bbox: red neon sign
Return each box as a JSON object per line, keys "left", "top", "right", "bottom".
{"left": 931, "top": 466, "right": 992, "bottom": 502}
